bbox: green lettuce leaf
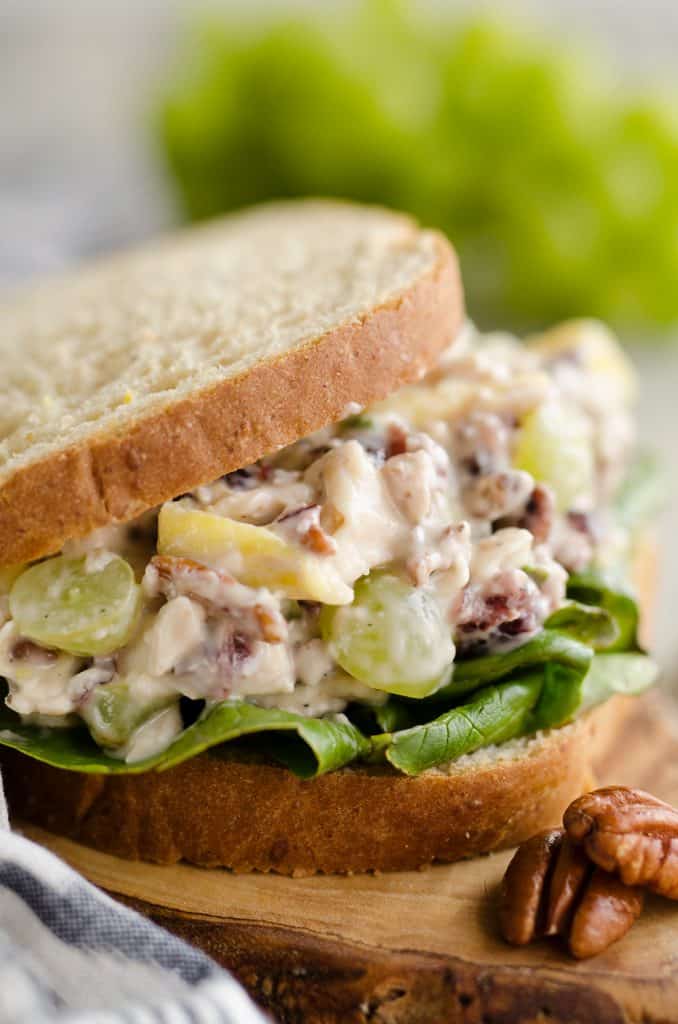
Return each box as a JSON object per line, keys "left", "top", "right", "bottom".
{"left": 385, "top": 674, "right": 543, "bottom": 775}
{"left": 527, "top": 662, "right": 587, "bottom": 731}
{"left": 0, "top": 699, "right": 370, "bottom": 779}
{"left": 566, "top": 572, "right": 640, "bottom": 652}
{"left": 437, "top": 630, "right": 593, "bottom": 701}
{"left": 579, "top": 652, "right": 659, "bottom": 713}
{"left": 383, "top": 650, "right": 657, "bottom": 775}
{"left": 544, "top": 601, "right": 620, "bottom": 649}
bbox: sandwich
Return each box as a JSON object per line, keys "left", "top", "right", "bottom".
{"left": 0, "top": 200, "right": 659, "bottom": 875}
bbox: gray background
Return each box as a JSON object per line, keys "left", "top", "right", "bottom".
{"left": 1, "top": 0, "right": 676, "bottom": 673}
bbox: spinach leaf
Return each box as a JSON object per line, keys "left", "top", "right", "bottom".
{"left": 566, "top": 572, "right": 640, "bottom": 652}
{"left": 529, "top": 650, "right": 658, "bottom": 731}
{"left": 436, "top": 631, "right": 593, "bottom": 701}
{"left": 0, "top": 699, "right": 370, "bottom": 779}
{"left": 385, "top": 674, "right": 543, "bottom": 775}
{"left": 0, "top": 713, "right": 139, "bottom": 773}
{"left": 162, "top": 702, "right": 370, "bottom": 778}
{"left": 527, "top": 662, "right": 587, "bottom": 731}
{"left": 373, "top": 701, "right": 419, "bottom": 734}
{"left": 544, "top": 601, "right": 619, "bottom": 650}
{"left": 579, "top": 653, "right": 659, "bottom": 713}
{"left": 383, "top": 651, "right": 657, "bottom": 775}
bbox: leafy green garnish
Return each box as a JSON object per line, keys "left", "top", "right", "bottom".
{"left": 544, "top": 601, "right": 619, "bottom": 650}
{"left": 0, "top": 699, "right": 369, "bottom": 779}
{"left": 338, "top": 413, "right": 374, "bottom": 432}
{"left": 579, "top": 653, "right": 659, "bottom": 713}
{"left": 347, "top": 695, "right": 443, "bottom": 736}
{"left": 385, "top": 675, "right": 543, "bottom": 775}
{"left": 528, "top": 662, "right": 588, "bottom": 731}
{"left": 437, "top": 630, "right": 593, "bottom": 701}
{"left": 379, "top": 648, "right": 657, "bottom": 774}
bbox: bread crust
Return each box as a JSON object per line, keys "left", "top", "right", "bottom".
{"left": 0, "top": 231, "right": 461, "bottom": 566}
{"left": 0, "top": 696, "right": 630, "bottom": 875}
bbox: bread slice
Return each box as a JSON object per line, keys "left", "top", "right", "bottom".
{"left": 0, "top": 200, "right": 462, "bottom": 566}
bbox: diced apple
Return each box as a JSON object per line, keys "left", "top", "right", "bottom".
{"left": 157, "top": 503, "right": 353, "bottom": 604}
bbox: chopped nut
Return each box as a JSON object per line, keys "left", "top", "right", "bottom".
{"left": 276, "top": 504, "right": 338, "bottom": 555}
{"left": 319, "top": 502, "right": 344, "bottom": 535}
{"left": 254, "top": 605, "right": 288, "bottom": 644}
{"left": 564, "top": 787, "right": 678, "bottom": 899}
{"left": 568, "top": 867, "right": 644, "bottom": 960}
{"left": 385, "top": 421, "right": 408, "bottom": 458}
{"left": 148, "top": 555, "right": 287, "bottom": 645}
{"left": 463, "top": 470, "right": 533, "bottom": 522}
{"left": 381, "top": 450, "right": 433, "bottom": 524}
{"left": 301, "top": 522, "right": 337, "bottom": 556}
{"left": 516, "top": 483, "right": 555, "bottom": 544}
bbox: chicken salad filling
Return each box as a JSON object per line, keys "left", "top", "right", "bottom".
{"left": 0, "top": 321, "right": 660, "bottom": 775}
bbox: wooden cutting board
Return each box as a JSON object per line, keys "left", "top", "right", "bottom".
{"left": 22, "top": 694, "right": 678, "bottom": 1024}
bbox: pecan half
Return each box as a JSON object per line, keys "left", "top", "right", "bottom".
{"left": 564, "top": 787, "right": 678, "bottom": 899}
{"left": 543, "top": 835, "right": 590, "bottom": 936}
{"left": 568, "top": 867, "right": 644, "bottom": 960}
{"left": 499, "top": 829, "right": 563, "bottom": 945}
{"left": 500, "top": 827, "right": 643, "bottom": 958}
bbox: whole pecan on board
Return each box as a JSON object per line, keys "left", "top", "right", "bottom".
{"left": 499, "top": 827, "right": 643, "bottom": 959}
{"left": 564, "top": 786, "right": 678, "bottom": 899}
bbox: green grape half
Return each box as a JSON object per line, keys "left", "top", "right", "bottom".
{"left": 513, "top": 402, "right": 595, "bottom": 511}
{"left": 320, "top": 571, "right": 454, "bottom": 699}
{"left": 10, "top": 554, "right": 141, "bottom": 657}
{"left": 81, "top": 678, "right": 177, "bottom": 748}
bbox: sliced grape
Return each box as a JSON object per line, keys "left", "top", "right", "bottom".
{"left": 10, "top": 554, "right": 141, "bottom": 657}
{"left": 80, "top": 678, "right": 177, "bottom": 748}
{"left": 513, "top": 402, "right": 595, "bottom": 511}
{"left": 320, "top": 571, "right": 454, "bottom": 699}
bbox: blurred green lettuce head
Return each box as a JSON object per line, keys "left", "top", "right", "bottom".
{"left": 161, "top": 0, "right": 678, "bottom": 334}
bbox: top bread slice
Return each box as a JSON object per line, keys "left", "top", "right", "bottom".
{"left": 0, "top": 200, "right": 462, "bottom": 567}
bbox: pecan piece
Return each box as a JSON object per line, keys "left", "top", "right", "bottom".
{"left": 501, "top": 826, "right": 643, "bottom": 958}
{"left": 569, "top": 868, "right": 644, "bottom": 960}
{"left": 463, "top": 469, "right": 533, "bottom": 522}
{"left": 277, "top": 504, "right": 338, "bottom": 555}
{"left": 499, "top": 828, "right": 563, "bottom": 945}
{"left": 564, "top": 786, "right": 678, "bottom": 899}
{"left": 517, "top": 483, "right": 555, "bottom": 544}
{"left": 146, "top": 555, "right": 287, "bottom": 644}
{"left": 543, "top": 835, "right": 591, "bottom": 936}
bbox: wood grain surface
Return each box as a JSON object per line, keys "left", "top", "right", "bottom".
{"left": 19, "top": 694, "right": 678, "bottom": 1024}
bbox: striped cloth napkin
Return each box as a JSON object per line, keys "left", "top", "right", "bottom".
{"left": 0, "top": 777, "right": 268, "bottom": 1024}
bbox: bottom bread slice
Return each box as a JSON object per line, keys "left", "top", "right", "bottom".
{"left": 1, "top": 695, "right": 631, "bottom": 875}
